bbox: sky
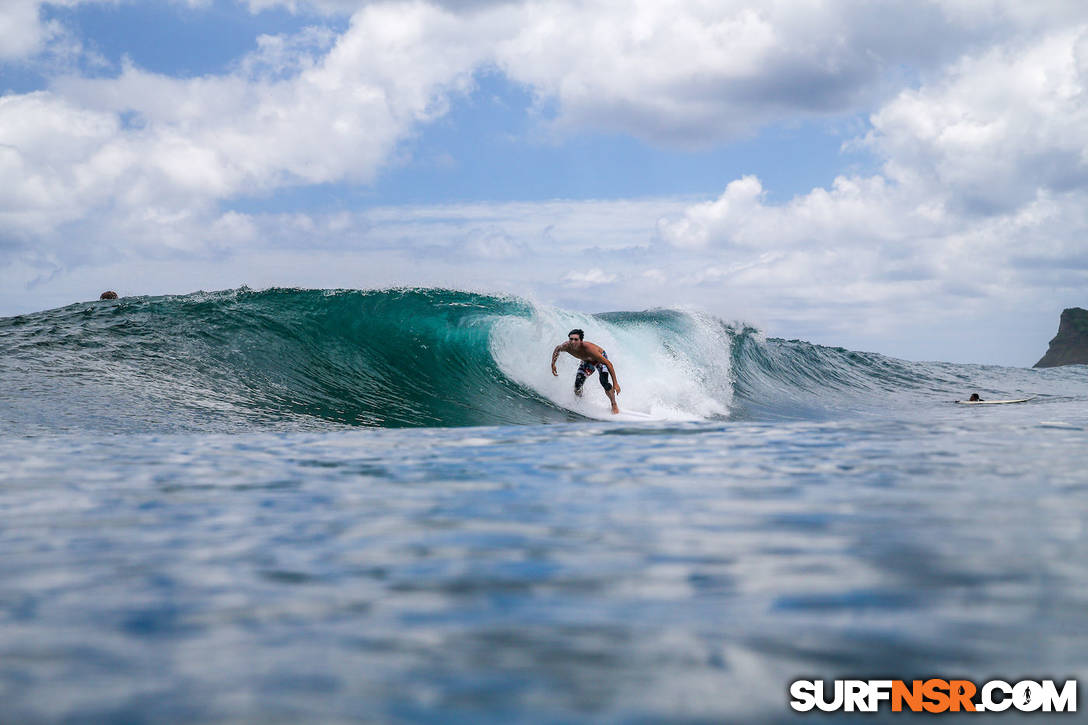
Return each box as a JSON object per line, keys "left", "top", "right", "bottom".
{"left": 1, "top": 1, "right": 1087, "bottom": 366}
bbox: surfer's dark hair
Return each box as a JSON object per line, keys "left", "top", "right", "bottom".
{"left": 568, "top": 329, "right": 584, "bottom": 340}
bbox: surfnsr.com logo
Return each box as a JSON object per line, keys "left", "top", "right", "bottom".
{"left": 789, "top": 679, "right": 1077, "bottom": 713}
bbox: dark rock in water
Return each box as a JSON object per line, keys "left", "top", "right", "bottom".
{"left": 1035, "top": 307, "right": 1088, "bottom": 368}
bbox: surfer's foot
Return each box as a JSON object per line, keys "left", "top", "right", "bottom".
{"left": 611, "top": 406, "right": 619, "bottom": 414}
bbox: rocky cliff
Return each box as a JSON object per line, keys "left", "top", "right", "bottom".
{"left": 1034, "top": 307, "right": 1088, "bottom": 368}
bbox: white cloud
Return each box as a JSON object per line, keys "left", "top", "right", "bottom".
{"left": 654, "top": 24, "right": 1088, "bottom": 353}
{"left": 239, "top": 24, "right": 338, "bottom": 79}
{"left": 492, "top": 0, "right": 1088, "bottom": 146}
{"left": 6, "top": 0, "right": 1086, "bottom": 250}
{"left": 460, "top": 228, "right": 523, "bottom": 259}
{"left": 241, "top": 0, "right": 1088, "bottom": 148}
{"left": 0, "top": 92, "right": 123, "bottom": 240}
{"left": 0, "top": 0, "right": 56, "bottom": 60}
{"left": 243, "top": 0, "right": 512, "bottom": 15}
{"left": 563, "top": 268, "right": 617, "bottom": 287}
{"left": 0, "top": 0, "right": 122, "bottom": 63}
{"left": 865, "top": 27, "right": 1088, "bottom": 215}
{"left": 657, "top": 176, "right": 765, "bottom": 249}
{"left": 1, "top": 2, "right": 488, "bottom": 248}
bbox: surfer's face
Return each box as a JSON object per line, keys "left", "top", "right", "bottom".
{"left": 568, "top": 336, "right": 581, "bottom": 345}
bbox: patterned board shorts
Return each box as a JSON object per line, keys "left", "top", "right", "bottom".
{"left": 575, "top": 351, "right": 612, "bottom": 391}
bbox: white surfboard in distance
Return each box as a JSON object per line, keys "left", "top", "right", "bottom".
{"left": 954, "top": 396, "right": 1037, "bottom": 405}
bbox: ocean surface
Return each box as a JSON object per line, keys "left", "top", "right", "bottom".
{"left": 1, "top": 287, "right": 1086, "bottom": 723}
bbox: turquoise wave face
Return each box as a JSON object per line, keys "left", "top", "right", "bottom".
{"left": 0, "top": 288, "right": 574, "bottom": 432}
{"left": 1, "top": 287, "right": 1082, "bottom": 432}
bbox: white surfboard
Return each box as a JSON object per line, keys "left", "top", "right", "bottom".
{"left": 611, "top": 410, "right": 669, "bottom": 422}
{"left": 955, "top": 396, "right": 1037, "bottom": 405}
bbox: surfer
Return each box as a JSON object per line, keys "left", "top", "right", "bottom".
{"left": 968, "top": 393, "right": 983, "bottom": 401}
{"left": 551, "top": 329, "right": 621, "bottom": 414}
{"left": 99, "top": 291, "right": 118, "bottom": 300}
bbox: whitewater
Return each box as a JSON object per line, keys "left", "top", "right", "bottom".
{"left": 2, "top": 287, "right": 1087, "bottom": 723}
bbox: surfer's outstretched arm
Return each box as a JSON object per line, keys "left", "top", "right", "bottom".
{"left": 550, "top": 344, "right": 565, "bottom": 376}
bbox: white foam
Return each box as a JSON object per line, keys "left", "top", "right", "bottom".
{"left": 488, "top": 304, "right": 732, "bottom": 421}
{"left": 1037, "top": 421, "right": 1083, "bottom": 430}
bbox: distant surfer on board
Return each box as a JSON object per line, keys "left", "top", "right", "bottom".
{"left": 551, "top": 329, "right": 621, "bottom": 414}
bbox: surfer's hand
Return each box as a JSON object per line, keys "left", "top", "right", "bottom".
{"left": 551, "top": 366, "right": 558, "bottom": 376}
{"left": 614, "top": 383, "right": 621, "bottom": 394}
